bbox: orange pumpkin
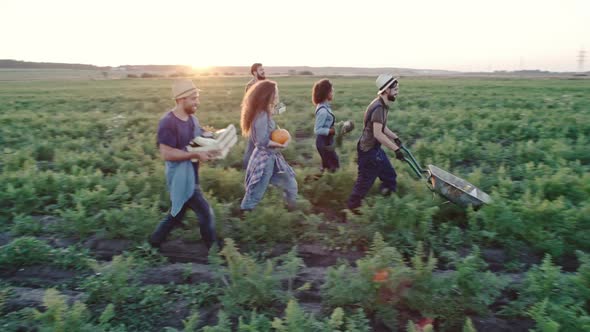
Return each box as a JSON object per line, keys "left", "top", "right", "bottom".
{"left": 271, "top": 128, "right": 291, "bottom": 144}
{"left": 373, "top": 269, "right": 389, "bottom": 283}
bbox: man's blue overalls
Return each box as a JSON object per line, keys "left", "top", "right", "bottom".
{"left": 315, "top": 105, "right": 340, "bottom": 172}
{"left": 347, "top": 101, "right": 397, "bottom": 210}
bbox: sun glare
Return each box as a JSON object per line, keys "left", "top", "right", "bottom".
{"left": 191, "top": 65, "right": 211, "bottom": 72}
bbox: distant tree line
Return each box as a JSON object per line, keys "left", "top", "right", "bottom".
{"left": 287, "top": 69, "right": 314, "bottom": 75}
{"left": 127, "top": 72, "right": 240, "bottom": 79}
{"left": 0, "top": 59, "right": 102, "bottom": 70}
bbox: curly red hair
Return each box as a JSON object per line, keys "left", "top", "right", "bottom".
{"left": 240, "top": 80, "right": 277, "bottom": 137}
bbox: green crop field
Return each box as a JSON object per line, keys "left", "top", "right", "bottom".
{"left": 0, "top": 76, "right": 589, "bottom": 331}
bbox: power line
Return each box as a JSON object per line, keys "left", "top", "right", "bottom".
{"left": 578, "top": 49, "right": 586, "bottom": 73}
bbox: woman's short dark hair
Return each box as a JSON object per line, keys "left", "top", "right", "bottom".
{"left": 312, "top": 79, "right": 332, "bottom": 105}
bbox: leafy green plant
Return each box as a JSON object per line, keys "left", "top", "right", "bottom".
{"left": 33, "top": 288, "right": 91, "bottom": 332}
{"left": 527, "top": 299, "right": 560, "bottom": 332}
{"left": 271, "top": 299, "right": 322, "bottom": 331}
{"left": 82, "top": 255, "right": 138, "bottom": 306}
{"left": 0, "top": 285, "right": 8, "bottom": 314}
{"left": 0, "top": 237, "right": 52, "bottom": 268}
{"left": 199, "top": 299, "right": 371, "bottom": 332}
{"left": 347, "top": 195, "right": 440, "bottom": 254}
{"left": 81, "top": 254, "right": 181, "bottom": 330}
{"left": 52, "top": 245, "right": 96, "bottom": 270}
{"left": 462, "top": 317, "right": 477, "bottom": 332}
{"left": 0, "top": 237, "right": 95, "bottom": 270}
{"left": 299, "top": 167, "right": 356, "bottom": 208}
{"left": 501, "top": 253, "right": 590, "bottom": 332}
{"left": 323, "top": 234, "right": 436, "bottom": 330}
{"left": 199, "top": 166, "right": 245, "bottom": 202}
{"left": 202, "top": 311, "right": 232, "bottom": 332}
{"left": 32, "top": 288, "right": 119, "bottom": 332}
{"left": 271, "top": 300, "right": 371, "bottom": 332}
{"left": 178, "top": 311, "right": 201, "bottom": 332}
{"left": 175, "top": 283, "right": 221, "bottom": 310}
{"left": 233, "top": 311, "right": 273, "bottom": 331}
{"left": 406, "top": 319, "right": 434, "bottom": 332}
{"left": 230, "top": 193, "right": 309, "bottom": 246}
{"left": 10, "top": 214, "right": 43, "bottom": 236}
{"left": 405, "top": 246, "right": 507, "bottom": 331}
{"left": 124, "top": 242, "right": 168, "bottom": 267}
{"left": 208, "top": 238, "right": 305, "bottom": 317}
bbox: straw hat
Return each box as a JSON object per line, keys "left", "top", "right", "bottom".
{"left": 172, "top": 79, "right": 200, "bottom": 99}
{"left": 376, "top": 74, "right": 398, "bottom": 95}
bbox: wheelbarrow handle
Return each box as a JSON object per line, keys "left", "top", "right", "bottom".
{"left": 399, "top": 145, "right": 428, "bottom": 179}
{"left": 404, "top": 157, "right": 424, "bottom": 179}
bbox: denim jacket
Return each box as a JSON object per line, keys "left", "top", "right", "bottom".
{"left": 314, "top": 102, "right": 335, "bottom": 136}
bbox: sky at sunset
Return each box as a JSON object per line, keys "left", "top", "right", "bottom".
{"left": 2, "top": 0, "right": 589, "bottom": 72}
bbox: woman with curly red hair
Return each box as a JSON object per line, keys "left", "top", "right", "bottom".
{"left": 240, "top": 80, "right": 298, "bottom": 212}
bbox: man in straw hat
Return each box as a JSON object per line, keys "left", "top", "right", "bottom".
{"left": 148, "top": 79, "right": 221, "bottom": 250}
{"left": 347, "top": 74, "right": 405, "bottom": 211}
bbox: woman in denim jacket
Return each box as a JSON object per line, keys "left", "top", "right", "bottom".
{"left": 240, "top": 80, "right": 298, "bottom": 212}
{"left": 313, "top": 79, "right": 339, "bottom": 172}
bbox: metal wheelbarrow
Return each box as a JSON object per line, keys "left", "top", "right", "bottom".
{"left": 399, "top": 146, "right": 492, "bottom": 208}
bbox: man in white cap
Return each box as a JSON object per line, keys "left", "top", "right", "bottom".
{"left": 347, "top": 74, "right": 404, "bottom": 211}
{"left": 149, "top": 79, "right": 221, "bottom": 250}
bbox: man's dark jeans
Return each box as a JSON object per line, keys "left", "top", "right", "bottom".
{"left": 149, "top": 188, "right": 218, "bottom": 248}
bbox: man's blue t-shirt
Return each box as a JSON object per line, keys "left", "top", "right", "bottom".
{"left": 157, "top": 111, "right": 203, "bottom": 183}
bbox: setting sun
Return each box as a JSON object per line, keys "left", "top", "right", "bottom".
{"left": 191, "top": 65, "right": 212, "bottom": 72}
